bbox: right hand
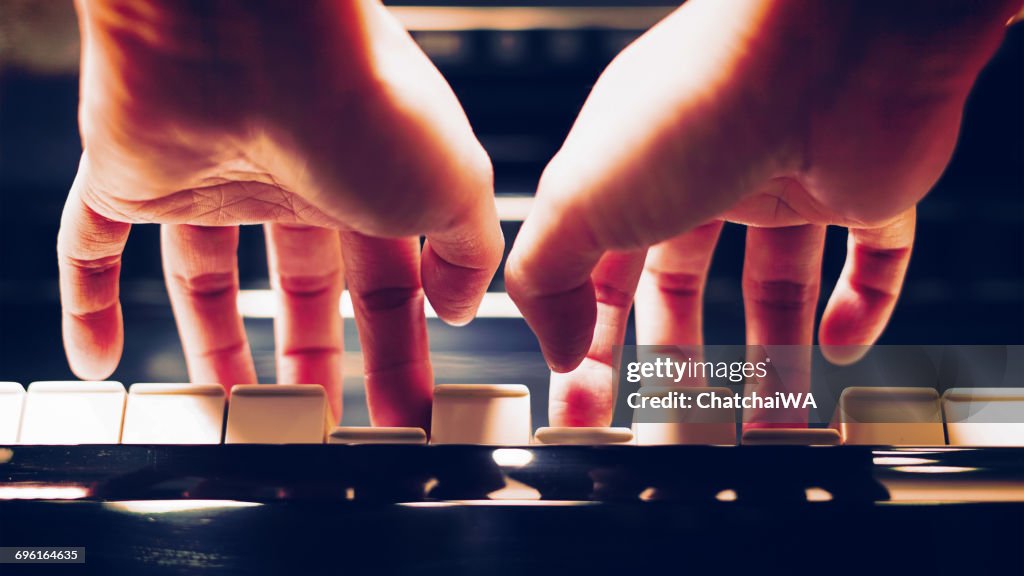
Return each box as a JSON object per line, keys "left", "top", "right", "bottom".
{"left": 506, "top": 0, "right": 1018, "bottom": 426}
{"left": 60, "top": 0, "right": 503, "bottom": 426}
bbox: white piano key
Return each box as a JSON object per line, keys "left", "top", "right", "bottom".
{"left": 19, "top": 381, "right": 126, "bottom": 445}
{"left": 533, "top": 427, "right": 634, "bottom": 445}
{"left": 225, "top": 384, "right": 327, "bottom": 444}
{"left": 834, "top": 387, "right": 945, "bottom": 445}
{"left": 0, "top": 382, "right": 25, "bottom": 444}
{"left": 327, "top": 426, "right": 427, "bottom": 445}
{"left": 632, "top": 387, "right": 737, "bottom": 445}
{"left": 430, "top": 384, "right": 531, "bottom": 445}
{"left": 122, "top": 384, "right": 226, "bottom": 445}
{"left": 943, "top": 388, "right": 1024, "bottom": 446}
{"left": 741, "top": 427, "right": 841, "bottom": 446}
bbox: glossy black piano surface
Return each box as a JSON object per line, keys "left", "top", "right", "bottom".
{"left": 1, "top": 445, "right": 1022, "bottom": 575}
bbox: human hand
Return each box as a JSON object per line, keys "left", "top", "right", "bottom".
{"left": 505, "top": 0, "right": 1018, "bottom": 426}
{"left": 59, "top": 0, "right": 503, "bottom": 426}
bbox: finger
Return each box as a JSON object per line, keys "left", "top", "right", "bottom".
{"left": 548, "top": 250, "right": 646, "bottom": 427}
{"left": 58, "top": 165, "right": 131, "bottom": 380}
{"left": 504, "top": 198, "right": 604, "bottom": 373}
{"left": 162, "top": 224, "right": 256, "bottom": 391}
{"left": 421, "top": 180, "right": 505, "bottom": 327}
{"left": 635, "top": 221, "right": 724, "bottom": 346}
{"left": 265, "top": 224, "right": 345, "bottom": 422}
{"left": 742, "top": 225, "right": 825, "bottom": 428}
{"left": 819, "top": 208, "right": 915, "bottom": 365}
{"left": 341, "top": 232, "right": 433, "bottom": 430}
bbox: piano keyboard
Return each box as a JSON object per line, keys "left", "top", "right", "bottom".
{"left": 1, "top": 382, "right": 1022, "bottom": 447}
{"left": 2, "top": 383, "right": 1023, "bottom": 574}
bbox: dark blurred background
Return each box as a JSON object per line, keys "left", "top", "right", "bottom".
{"left": 0, "top": 1, "right": 1021, "bottom": 426}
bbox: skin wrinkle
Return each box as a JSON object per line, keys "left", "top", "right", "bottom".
{"left": 280, "top": 345, "right": 341, "bottom": 357}
{"left": 856, "top": 243, "right": 912, "bottom": 261}
{"left": 196, "top": 339, "right": 248, "bottom": 360}
{"left": 847, "top": 277, "right": 899, "bottom": 301}
{"left": 62, "top": 253, "right": 122, "bottom": 274}
{"left": 276, "top": 273, "right": 342, "bottom": 297}
{"left": 593, "top": 282, "right": 634, "bottom": 309}
{"left": 353, "top": 286, "right": 423, "bottom": 314}
{"left": 67, "top": 304, "right": 119, "bottom": 323}
{"left": 77, "top": 180, "right": 136, "bottom": 224}
{"left": 644, "top": 270, "right": 703, "bottom": 299}
{"left": 91, "top": 181, "right": 340, "bottom": 226}
{"left": 169, "top": 271, "right": 237, "bottom": 297}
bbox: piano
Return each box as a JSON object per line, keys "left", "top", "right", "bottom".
{"left": 1, "top": 1, "right": 1022, "bottom": 574}
{"left": 2, "top": 380, "right": 1024, "bottom": 574}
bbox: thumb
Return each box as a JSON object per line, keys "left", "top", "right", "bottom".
{"left": 506, "top": 0, "right": 781, "bottom": 372}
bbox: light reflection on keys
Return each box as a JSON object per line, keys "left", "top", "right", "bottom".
{"left": 122, "top": 384, "right": 225, "bottom": 445}
{"left": 534, "top": 427, "right": 634, "bottom": 445}
{"left": 328, "top": 427, "right": 427, "bottom": 445}
{"left": 430, "top": 384, "right": 531, "bottom": 445}
{"left": 225, "top": 385, "right": 327, "bottom": 444}
{"left": 18, "top": 381, "right": 126, "bottom": 445}
{"left": 835, "top": 387, "right": 945, "bottom": 446}
{"left": 0, "top": 382, "right": 24, "bottom": 444}
{"left": 742, "top": 428, "right": 841, "bottom": 446}
{"left": 943, "top": 388, "right": 1024, "bottom": 446}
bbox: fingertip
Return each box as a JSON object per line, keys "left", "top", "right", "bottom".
{"left": 543, "top": 348, "right": 587, "bottom": 374}
{"left": 67, "top": 360, "right": 118, "bottom": 383}
{"left": 364, "top": 361, "right": 434, "bottom": 429}
{"left": 818, "top": 285, "right": 883, "bottom": 366}
{"left": 819, "top": 344, "right": 870, "bottom": 366}
{"left": 818, "top": 306, "right": 873, "bottom": 366}
{"left": 62, "top": 307, "right": 123, "bottom": 381}
{"left": 420, "top": 187, "right": 503, "bottom": 324}
{"left": 548, "top": 359, "right": 617, "bottom": 426}
{"left": 437, "top": 310, "right": 476, "bottom": 328}
{"left": 538, "top": 313, "right": 593, "bottom": 373}
{"left": 507, "top": 277, "right": 597, "bottom": 375}
{"left": 421, "top": 241, "right": 494, "bottom": 326}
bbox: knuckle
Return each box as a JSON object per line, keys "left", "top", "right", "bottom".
{"left": 644, "top": 269, "right": 704, "bottom": 299}
{"left": 856, "top": 244, "right": 911, "bottom": 265}
{"left": 593, "top": 281, "right": 634, "bottom": 309}
{"left": 60, "top": 253, "right": 122, "bottom": 276}
{"left": 847, "top": 278, "right": 899, "bottom": 302}
{"left": 276, "top": 271, "right": 342, "bottom": 298}
{"left": 743, "top": 278, "right": 820, "bottom": 310}
{"left": 353, "top": 285, "right": 423, "bottom": 314}
{"left": 171, "top": 271, "right": 238, "bottom": 297}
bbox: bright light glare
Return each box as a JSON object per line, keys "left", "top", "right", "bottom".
{"left": 873, "top": 457, "right": 939, "bottom": 466}
{"left": 805, "top": 487, "right": 833, "bottom": 502}
{"left": 0, "top": 485, "right": 89, "bottom": 500}
{"left": 491, "top": 448, "right": 534, "bottom": 467}
{"left": 892, "top": 466, "right": 981, "bottom": 474}
{"left": 103, "top": 500, "right": 262, "bottom": 514}
{"left": 715, "top": 489, "right": 738, "bottom": 502}
{"left": 389, "top": 7, "right": 671, "bottom": 32}
{"left": 239, "top": 290, "right": 521, "bottom": 319}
